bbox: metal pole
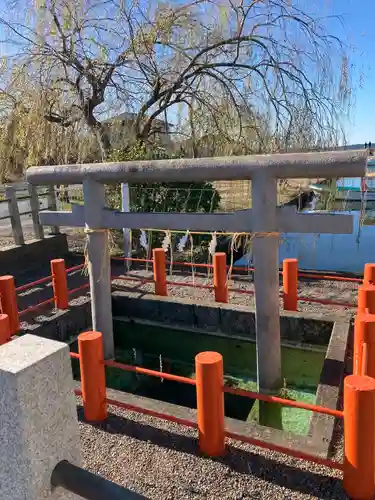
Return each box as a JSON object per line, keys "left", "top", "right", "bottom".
{"left": 83, "top": 179, "right": 114, "bottom": 359}
{"left": 51, "top": 461, "right": 148, "bottom": 500}
{"left": 251, "top": 171, "right": 282, "bottom": 392}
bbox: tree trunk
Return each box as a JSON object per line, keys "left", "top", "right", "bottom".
{"left": 87, "top": 120, "right": 111, "bottom": 161}
{"left": 95, "top": 125, "right": 111, "bottom": 161}
{"left": 85, "top": 102, "right": 111, "bottom": 160}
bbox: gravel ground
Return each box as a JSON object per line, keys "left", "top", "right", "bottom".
{"left": 0, "top": 227, "right": 86, "bottom": 252}
{"left": 78, "top": 398, "right": 347, "bottom": 500}
{"left": 112, "top": 268, "right": 358, "bottom": 320}
{"left": 2, "top": 231, "right": 354, "bottom": 498}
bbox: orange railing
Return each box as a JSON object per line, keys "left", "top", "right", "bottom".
{"left": 114, "top": 250, "right": 359, "bottom": 309}
{"left": 0, "top": 260, "right": 88, "bottom": 335}
{"left": 1, "top": 255, "right": 375, "bottom": 497}
{"left": 70, "top": 330, "right": 375, "bottom": 499}
{"left": 0, "top": 254, "right": 372, "bottom": 340}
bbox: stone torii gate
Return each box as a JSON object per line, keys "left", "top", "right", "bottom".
{"left": 27, "top": 150, "right": 367, "bottom": 393}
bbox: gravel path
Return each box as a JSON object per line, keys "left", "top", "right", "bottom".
{"left": 78, "top": 398, "right": 346, "bottom": 500}
{"left": 112, "top": 267, "right": 358, "bottom": 320}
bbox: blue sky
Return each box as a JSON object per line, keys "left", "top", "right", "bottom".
{"left": 327, "top": 0, "right": 375, "bottom": 144}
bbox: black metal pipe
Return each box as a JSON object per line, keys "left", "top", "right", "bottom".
{"left": 51, "top": 460, "right": 148, "bottom": 500}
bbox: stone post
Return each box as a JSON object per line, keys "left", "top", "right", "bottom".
{"left": 6, "top": 185, "right": 24, "bottom": 246}
{"left": 47, "top": 185, "right": 60, "bottom": 235}
{"left": 121, "top": 182, "right": 132, "bottom": 271}
{"left": 28, "top": 183, "right": 44, "bottom": 240}
{"left": 0, "top": 334, "right": 81, "bottom": 499}
{"left": 251, "top": 171, "right": 282, "bottom": 392}
{"left": 83, "top": 179, "right": 114, "bottom": 359}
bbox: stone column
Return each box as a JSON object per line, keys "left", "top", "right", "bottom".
{"left": 251, "top": 170, "right": 282, "bottom": 392}
{"left": 121, "top": 183, "right": 132, "bottom": 272}
{"left": 83, "top": 179, "right": 114, "bottom": 359}
{"left": 0, "top": 334, "right": 81, "bottom": 499}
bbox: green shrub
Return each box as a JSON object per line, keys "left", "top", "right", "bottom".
{"left": 106, "top": 143, "right": 220, "bottom": 214}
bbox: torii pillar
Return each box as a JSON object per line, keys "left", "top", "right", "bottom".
{"left": 252, "top": 171, "right": 281, "bottom": 391}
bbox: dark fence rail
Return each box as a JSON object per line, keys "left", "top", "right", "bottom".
{"left": 51, "top": 460, "right": 148, "bottom": 500}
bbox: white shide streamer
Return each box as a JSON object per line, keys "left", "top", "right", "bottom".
{"left": 140, "top": 230, "right": 149, "bottom": 252}
{"left": 177, "top": 231, "right": 189, "bottom": 252}
{"left": 162, "top": 231, "right": 172, "bottom": 253}
{"left": 209, "top": 232, "right": 217, "bottom": 256}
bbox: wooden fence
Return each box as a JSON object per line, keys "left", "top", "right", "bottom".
{"left": 0, "top": 183, "right": 59, "bottom": 246}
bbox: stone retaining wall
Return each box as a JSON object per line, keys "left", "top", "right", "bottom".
{"left": 111, "top": 290, "right": 335, "bottom": 346}
{"left": 0, "top": 234, "right": 69, "bottom": 275}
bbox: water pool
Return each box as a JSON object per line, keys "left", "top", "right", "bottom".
{"left": 105, "top": 321, "right": 326, "bottom": 435}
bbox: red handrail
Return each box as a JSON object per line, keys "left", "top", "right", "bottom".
{"left": 104, "top": 359, "right": 197, "bottom": 386}
{"left": 65, "top": 264, "right": 85, "bottom": 273}
{"left": 298, "top": 296, "right": 355, "bottom": 308}
{"left": 100, "top": 358, "right": 342, "bottom": 419}
{"left": 112, "top": 255, "right": 363, "bottom": 283}
{"left": 19, "top": 297, "right": 55, "bottom": 316}
{"left": 225, "top": 430, "right": 343, "bottom": 471}
{"left": 16, "top": 275, "right": 52, "bottom": 292}
{"left": 68, "top": 283, "right": 90, "bottom": 295}
{"left": 223, "top": 386, "right": 343, "bottom": 418}
{"left": 298, "top": 272, "right": 362, "bottom": 283}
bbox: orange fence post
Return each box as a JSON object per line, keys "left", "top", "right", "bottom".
{"left": 364, "top": 263, "right": 375, "bottom": 286}
{"left": 195, "top": 351, "right": 225, "bottom": 457}
{"left": 51, "top": 258, "right": 69, "bottom": 310}
{"left": 0, "top": 275, "right": 19, "bottom": 334}
{"left": 353, "top": 312, "right": 375, "bottom": 377}
{"left": 357, "top": 284, "right": 375, "bottom": 314}
{"left": 78, "top": 331, "right": 107, "bottom": 422}
{"left": 214, "top": 253, "right": 228, "bottom": 303}
{"left": 282, "top": 258, "right": 298, "bottom": 311}
{"left": 344, "top": 374, "right": 375, "bottom": 499}
{"left": 153, "top": 248, "right": 167, "bottom": 296}
{"left": 0, "top": 313, "right": 10, "bottom": 345}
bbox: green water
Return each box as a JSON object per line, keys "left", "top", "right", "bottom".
{"left": 107, "top": 321, "right": 325, "bottom": 435}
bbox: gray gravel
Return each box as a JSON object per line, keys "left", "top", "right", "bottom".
{"left": 112, "top": 268, "right": 358, "bottom": 320}
{"left": 3, "top": 230, "right": 353, "bottom": 497}
{"left": 78, "top": 398, "right": 346, "bottom": 500}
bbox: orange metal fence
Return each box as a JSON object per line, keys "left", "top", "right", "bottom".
{"left": 0, "top": 252, "right": 366, "bottom": 327}
{"left": 1, "top": 254, "right": 375, "bottom": 498}
{"left": 0, "top": 261, "right": 88, "bottom": 335}
{"left": 70, "top": 330, "right": 375, "bottom": 500}
{"left": 125, "top": 250, "right": 360, "bottom": 310}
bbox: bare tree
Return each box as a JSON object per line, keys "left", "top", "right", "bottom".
{"left": 0, "top": 0, "right": 352, "bottom": 158}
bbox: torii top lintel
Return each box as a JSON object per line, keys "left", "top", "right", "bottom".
{"left": 26, "top": 150, "right": 368, "bottom": 185}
